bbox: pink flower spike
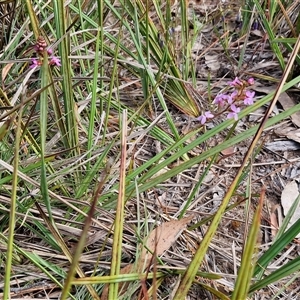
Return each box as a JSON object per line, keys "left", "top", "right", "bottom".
{"left": 247, "top": 78, "right": 255, "bottom": 85}
{"left": 244, "top": 90, "right": 255, "bottom": 105}
{"left": 49, "top": 56, "right": 61, "bottom": 67}
{"left": 196, "top": 111, "right": 214, "bottom": 125}
{"left": 228, "top": 77, "right": 242, "bottom": 87}
{"left": 227, "top": 104, "right": 241, "bottom": 120}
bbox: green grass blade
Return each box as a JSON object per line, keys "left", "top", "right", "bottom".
{"left": 52, "top": 0, "right": 79, "bottom": 155}
{"left": 109, "top": 110, "right": 127, "bottom": 299}
{"left": 250, "top": 256, "right": 300, "bottom": 293}
{"left": 73, "top": 272, "right": 166, "bottom": 285}
{"left": 231, "top": 188, "right": 264, "bottom": 299}
{"left": 252, "top": 0, "right": 285, "bottom": 69}
{"left": 40, "top": 51, "right": 53, "bottom": 222}
{"left": 87, "top": 28, "right": 101, "bottom": 159}
{"left": 3, "top": 108, "right": 21, "bottom": 299}
{"left": 253, "top": 217, "right": 300, "bottom": 277}
{"left": 25, "top": 0, "right": 39, "bottom": 38}
{"left": 273, "top": 193, "right": 300, "bottom": 242}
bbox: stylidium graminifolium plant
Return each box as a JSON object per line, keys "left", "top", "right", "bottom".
{"left": 196, "top": 77, "right": 255, "bottom": 124}
{"left": 30, "top": 36, "right": 61, "bottom": 68}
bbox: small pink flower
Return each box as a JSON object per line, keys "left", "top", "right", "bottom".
{"left": 214, "top": 94, "right": 232, "bottom": 107}
{"left": 227, "top": 104, "right": 241, "bottom": 120}
{"left": 244, "top": 91, "right": 255, "bottom": 105}
{"left": 34, "top": 45, "right": 41, "bottom": 52}
{"left": 214, "top": 94, "right": 226, "bottom": 107}
{"left": 47, "top": 48, "right": 53, "bottom": 55}
{"left": 230, "top": 90, "right": 238, "bottom": 102}
{"left": 30, "top": 58, "right": 41, "bottom": 68}
{"left": 228, "top": 77, "right": 242, "bottom": 87}
{"left": 197, "top": 111, "right": 214, "bottom": 124}
{"left": 49, "top": 56, "right": 61, "bottom": 67}
{"left": 226, "top": 94, "right": 234, "bottom": 105}
{"left": 247, "top": 78, "right": 255, "bottom": 85}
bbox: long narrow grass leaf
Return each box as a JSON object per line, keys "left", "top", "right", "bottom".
{"left": 251, "top": 256, "right": 300, "bottom": 293}
{"left": 40, "top": 51, "right": 53, "bottom": 222}
{"left": 3, "top": 109, "right": 21, "bottom": 299}
{"left": 52, "top": 0, "right": 79, "bottom": 154}
{"left": 231, "top": 187, "right": 265, "bottom": 299}
{"left": 109, "top": 110, "right": 128, "bottom": 299}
